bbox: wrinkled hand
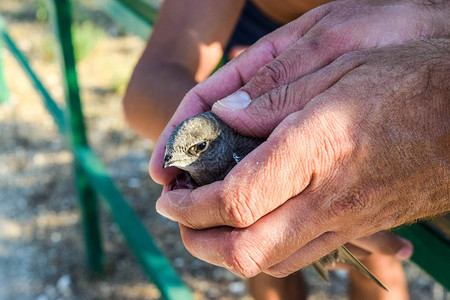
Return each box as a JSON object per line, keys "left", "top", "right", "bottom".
{"left": 149, "top": 0, "right": 449, "bottom": 277}
{"left": 150, "top": 0, "right": 450, "bottom": 183}
{"left": 152, "top": 39, "right": 449, "bottom": 277}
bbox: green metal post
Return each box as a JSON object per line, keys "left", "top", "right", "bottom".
{"left": 50, "top": 0, "right": 103, "bottom": 273}
{"left": 0, "top": 17, "right": 9, "bottom": 103}
{"left": 95, "top": 0, "right": 153, "bottom": 39}
{"left": 76, "top": 147, "right": 195, "bottom": 300}
{"left": 395, "top": 223, "right": 450, "bottom": 290}
{"left": 0, "top": 29, "right": 193, "bottom": 297}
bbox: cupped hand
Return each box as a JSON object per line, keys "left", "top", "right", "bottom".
{"left": 153, "top": 39, "right": 449, "bottom": 277}
{"left": 149, "top": 0, "right": 450, "bottom": 184}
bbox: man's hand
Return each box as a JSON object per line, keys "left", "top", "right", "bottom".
{"left": 153, "top": 39, "right": 449, "bottom": 277}
{"left": 150, "top": 0, "right": 449, "bottom": 183}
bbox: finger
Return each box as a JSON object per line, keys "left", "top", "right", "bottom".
{"left": 229, "top": 2, "right": 423, "bottom": 102}
{"left": 148, "top": 6, "right": 332, "bottom": 184}
{"left": 155, "top": 99, "right": 341, "bottom": 229}
{"left": 236, "top": 30, "right": 355, "bottom": 101}
{"left": 156, "top": 182, "right": 228, "bottom": 228}
{"left": 157, "top": 88, "right": 356, "bottom": 229}
{"left": 182, "top": 4, "right": 332, "bottom": 106}
{"left": 212, "top": 52, "right": 364, "bottom": 136}
{"left": 228, "top": 45, "right": 248, "bottom": 59}
{"left": 265, "top": 233, "right": 404, "bottom": 276}
{"left": 350, "top": 231, "right": 413, "bottom": 260}
{"left": 155, "top": 138, "right": 289, "bottom": 229}
{"left": 177, "top": 191, "right": 327, "bottom": 277}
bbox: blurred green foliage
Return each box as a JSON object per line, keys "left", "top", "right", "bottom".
{"left": 36, "top": 0, "right": 48, "bottom": 22}
{"left": 72, "top": 20, "right": 105, "bottom": 62}
{"left": 42, "top": 35, "right": 55, "bottom": 61}
{"left": 2, "top": 0, "right": 134, "bottom": 95}
{"left": 33, "top": 0, "right": 107, "bottom": 63}
{"left": 110, "top": 69, "right": 130, "bottom": 95}
{"left": 39, "top": 19, "right": 106, "bottom": 64}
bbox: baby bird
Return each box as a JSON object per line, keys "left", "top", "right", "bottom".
{"left": 164, "top": 111, "right": 264, "bottom": 186}
{"left": 164, "top": 111, "right": 387, "bottom": 290}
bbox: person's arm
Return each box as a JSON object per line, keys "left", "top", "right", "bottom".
{"left": 123, "top": 0, "right": 245, "bottom": 141}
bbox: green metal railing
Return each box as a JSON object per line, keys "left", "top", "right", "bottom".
{"left": 395, "top": 222, "right": 450, "bottom": 289}
{"left": 0, "top": 0, "right": 448, "bottom": 296}
{"left": 0, "top": 1, "right": 192, "bottom": 299}
{"left": 0, "top": 15, "right": 8, "bottom": 103}
{"left": 50, "top": 0, "right": 104, "bottom": 274}
{"left": 96, "top": 0, "right": 156, "bottom": 39}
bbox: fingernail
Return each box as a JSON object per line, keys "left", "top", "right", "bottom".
{"left": 156, "top": 205, "right": 176, "bottom": 221}
{"left": 213, "top": 91, "right": 251, "bottom": 110}
{"left": 156, "top": 200, "right": 176, "bottom": 221}
{"left": 396, "top": 238, "right": 413, "bottom": 260}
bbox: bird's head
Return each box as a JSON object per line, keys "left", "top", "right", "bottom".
{"left": 163, "top": 112, "right": 233, "bottom": 173}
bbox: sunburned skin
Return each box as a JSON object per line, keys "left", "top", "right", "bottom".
{"left": 163, "top": 111, "right": 388, "bottom": 290}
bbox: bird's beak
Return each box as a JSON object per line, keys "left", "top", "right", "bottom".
{"left": 163, "top": 154, "right": 173, "bottom": 168}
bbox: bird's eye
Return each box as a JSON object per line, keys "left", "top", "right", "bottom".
{"left": 196, "top": 141, "right": 207, "bottom": 151}
{"left": 188, "top": 141, "right": 208, "bottom": 155}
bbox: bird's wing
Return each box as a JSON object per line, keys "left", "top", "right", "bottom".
{"left": 311, "top": 247, "right": 388, "bottom": 291}
{"left": 233, "top": 136, "right": 264, "bottom": 163}
{"left": 312, "top": 262, "right": 330, "bottom": 282}
{"left": 337, "top": 246, "right": 388, "bottom": 291}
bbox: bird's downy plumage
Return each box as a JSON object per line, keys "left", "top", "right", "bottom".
{"left": 164, "top": 111, "right": 263, "bottom": 186}
{"left": 164, "top": 111, "right": 387, "bottom": 290}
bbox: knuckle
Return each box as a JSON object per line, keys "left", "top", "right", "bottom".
{"left": 306, "top": 24, "right": 352, "bottom": 56}
{"left": 224, "top": 238, "right": 262, "bottom": 278}
{"left": 257, "top": 38, "right": 279, "bottom": 60}
{"left": 335, "top": 51, "right": 358, "bottom": 64}
{"left": 335, "top": 49, "right": 368, "bottom": 68}
{"left": 228, "top": 196, "right": 256, "bottom": 228}
{"left": 258, "top": 59, "right": 289, "bottom": 88}
{"left": 264, "top": 85, "right": 291, "bottom": 113}
{"left": 305, "top": 26, "right": 335, "bottom": 50}
{"left": 220, "top": 185, "right": 257, "bottom": 228}
{"left": 242, "top": 84, "right": 292, "bottom": 136}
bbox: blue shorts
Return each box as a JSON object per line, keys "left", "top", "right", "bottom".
{"left": 225, "top": 0, "right": 282, "bottom": 55}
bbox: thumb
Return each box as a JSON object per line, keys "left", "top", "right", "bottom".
{"left": 211, "top": 88, "right": 302, "bottom": 137}
{"left": 211, "top": 54, "right": 362, "bottom": 137}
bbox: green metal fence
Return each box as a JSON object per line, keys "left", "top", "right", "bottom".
{"left": 0, "top": 14, "right": 8, "bottom": 103}
{"left": 395, "top": 222, "right": 450, "bottom": 289}
{"left": 0, "top": 0, "right": 449, "bottom": 297}
{"left": 0, "top": 0, "right": 192, "bottom": 299}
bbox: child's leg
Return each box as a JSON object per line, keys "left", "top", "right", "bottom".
{"left": 248, "top": 272, "right": 307, "bottom": 300}
{"left": 349, "top": 254, "right": 408, "bottom": 300}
